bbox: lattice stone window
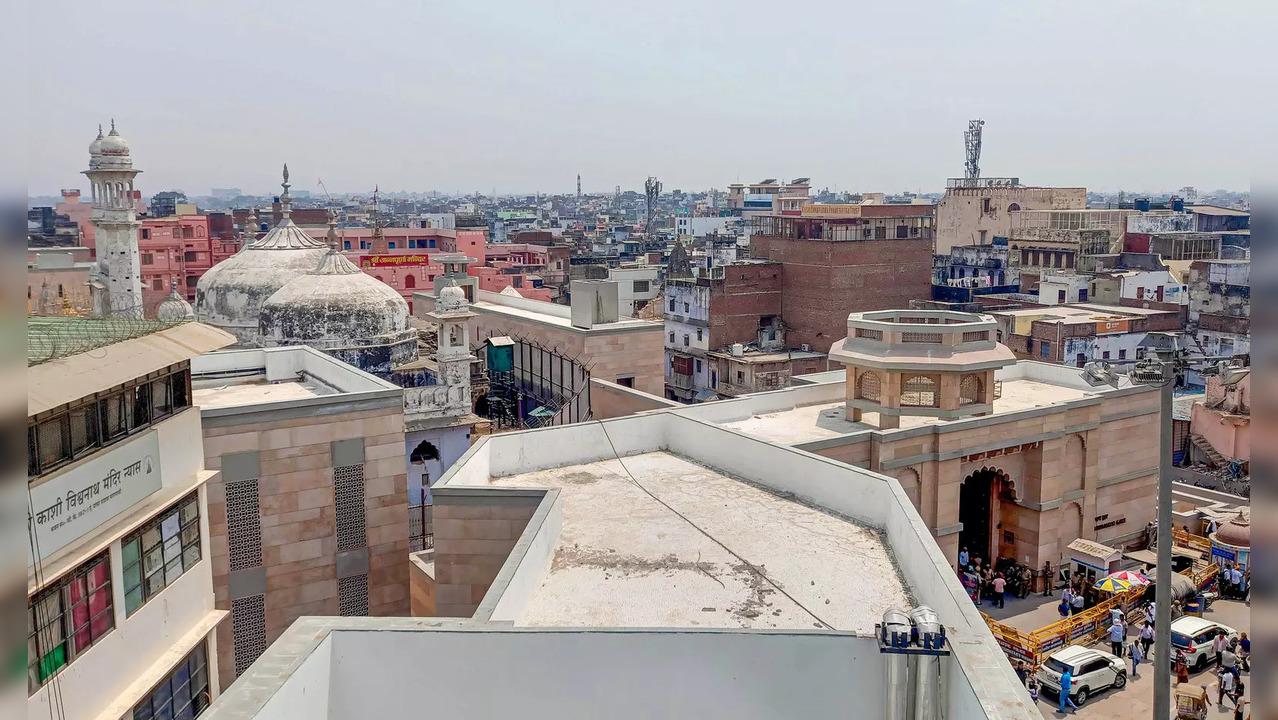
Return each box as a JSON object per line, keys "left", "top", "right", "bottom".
{"left": 338, "top": 574, "right": 369, "bottom": 617}
{"left": 901, "top": 332, "right": 943, "bottom": 344}
{"left": 856, "top": 371, "right": 882, "bottom": 402}
{"left": 334, "top": 465, "right": 367, "bottom": 551}
{"left": 231, "top": 594, "right": 266, "bottom": 677}
{"left": 962, "top": 330, "right": 989, "bottom": 342}
{"left": 901, "top": 376, "right": 938, "bottom": 407}
{"left": 960, "top": 374, "right": 985, "bottom": 406}
{"left": 226, "top": 480, "right": 262, "bottom": 571}
{"left": 855, "top": 328, "right": 883, "bottom": 341}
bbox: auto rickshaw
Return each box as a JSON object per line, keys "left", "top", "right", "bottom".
{"left": 1174, "top": 684, "right": 1208, "bottom": 720}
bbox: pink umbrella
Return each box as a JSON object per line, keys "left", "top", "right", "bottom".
{"left": 1107, "top": 570, "right": 1150, "bottom": 586}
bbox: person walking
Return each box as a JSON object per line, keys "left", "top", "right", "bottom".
{"left": 1222, "top": 644, "right": 1239, "bottom": 681}
{"left": 1230, "top": 564, "right": 1244, "bottom": 598}
{"left": 1175, "top": 650, "right": 1189, "bottom": 684}
{"left": 1238, "top": 632, "right": 1250, "bottom": 671}
{"left": 1027, "top": 674, "right": 1040, "bottom": 703}
{"left": 992, "top": 574, "right": 1006, "bottom": 609}
{"left": 1061, "top": 587, "right": 1074, "bottom": 616}
{"left": 1070, "top": 587, "right": 1085, "bottom": 615}
{"left": 1109, "top": 620, "right": 1125, "bottom": 657}
{"left": 1058, "top": 668, "right": 1079, "bottom": 714}
{"left": 1217, "top": 668, "right": 1235, "bottom": 709}
{"left": 1139, "top": 621, "right": 1154, "bottom": 655}
{"left": 1213, "top": 631, "right": 1228, "bottom": 669}
{"left": 1234, "top": 698, "right": 1248, "bottom": 720}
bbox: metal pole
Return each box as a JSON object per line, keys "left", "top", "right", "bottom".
{"left": 1152, "top": 364, "right": 1173, "bottom": 720}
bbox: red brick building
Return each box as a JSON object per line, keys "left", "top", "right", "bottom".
{"left": 747, "top": 206, "right": 935, "bottom": 350}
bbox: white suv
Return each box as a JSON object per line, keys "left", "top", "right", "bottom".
{"left": 1170, "top": 617, "right": 1239, "bottom": 672}
{"left": 1036, "top": 645, "right": 1127, "bottom": 707}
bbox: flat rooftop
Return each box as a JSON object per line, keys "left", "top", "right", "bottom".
{"left": 991, "top": 302, "right": 1172, "bottom": 320}
{"left": 193, "top": 376, "right": 332, "bottom": 409}
{"left": 719, "top": 379, "right": 1090, "bottom": 445}
{"left": 482, "top": 451, "right": 909, "bottom": 633}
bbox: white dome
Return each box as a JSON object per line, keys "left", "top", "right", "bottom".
{"left": 89, "top": 123, "right": 133, "bottom": 170}
{"left": 156, "top": 290, "right": 195, "bottom": 321}
{"left": 439, "top": 283, "right": 468, "bottom": 311}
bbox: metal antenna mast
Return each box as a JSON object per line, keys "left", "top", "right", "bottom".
{"left": 644, "top": 176, "right": 662, "bottom": 239}
{"left": 964, "top": 119, "right": 985, "bottom": 181}
{"left": 576, "top": 174, "right": 581, "bottom": 212}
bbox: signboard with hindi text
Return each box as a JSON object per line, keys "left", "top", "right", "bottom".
{"left": 28, "top": 430, "right": 162, "bottom": 566}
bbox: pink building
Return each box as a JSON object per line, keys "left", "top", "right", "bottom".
{"left": 56, "top": 188, "right": 146, "bottom": 257}
{"left": 137, "top": 213, "right": 240, "bottom": 313}
{"left": 1190, "top": 372, "right": 1250, "bottom": 463}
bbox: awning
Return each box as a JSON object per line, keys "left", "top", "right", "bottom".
{"left": 1067, "top": 538, "right": 1121, "bottom": 571}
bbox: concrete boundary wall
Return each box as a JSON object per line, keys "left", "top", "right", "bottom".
{"left": 478, "top": 490, "right": 563, "bottom": 623}
{"left": 590, "top": 378, "right": 681, "bottom": 419}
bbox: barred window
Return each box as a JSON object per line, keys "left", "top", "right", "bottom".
{"left": 855, "top": 328, "right": 883, "bottom": 341}
{"left": 901, "top": 332, "right": 943, "bottom": 344}
{"left": 962, "top": 330, "right": 989, "bottom": 343}
{"left": 338, "top": 574, "right": 369, "bottom": 617}
{"left": 28, "top": 553, "right": 114, "bottom": 694}
{"left": 131, "top": 641, "right": 210, "bottom": 720}
{"left": 901, "top": 376, "right": 939, "bottom": 407}
{"left": 122, "top": 492, "right": 201, "bottom": 616}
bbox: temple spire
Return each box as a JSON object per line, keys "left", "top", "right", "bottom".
{"left": 279, "top": 163, "right": 292, "bottom": 220}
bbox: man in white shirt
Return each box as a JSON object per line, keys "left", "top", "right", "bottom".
{"left": 1213, "top": 632, "right": 1228, "bottom": 669}
{"left": 958, "top": 547, "right": 969, "bottom": 570}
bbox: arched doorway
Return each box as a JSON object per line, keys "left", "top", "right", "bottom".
{"left": 959, "top": 467, "right": 1017, "bottom": 563}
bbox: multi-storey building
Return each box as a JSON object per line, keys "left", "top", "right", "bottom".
{"left": 27, "top": 317, "right": 235, "bottom": 720}
{"left": 935, "top": 179, "right": 1087, "bottom": 254}
{"left": 747, "top": 204, "right": 935, "bottom": 350}
{"left": 138, "top": 212, "right": 240, "bottom": 312}
{"left": 1186, "top": 259, "right": 1249, "bottom": 386}
{"left": 986, "top": 303, "right": 1183, "bottom": 367}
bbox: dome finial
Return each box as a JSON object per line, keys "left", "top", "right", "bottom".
{"left": 97, "top": 124, "right": 103, "bottom": 139}
{"left": 110, "top": 118, "right": 115, "bottom": 132}
{"left": 279, "top": 164, "right": 292, "bottom": 220}
{"left": 326, "top": 208, "right": 340, "bottom": 251}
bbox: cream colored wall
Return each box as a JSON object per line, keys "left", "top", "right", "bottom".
{"left": 935, "top": 187, "right": 1087, "bottom": 254}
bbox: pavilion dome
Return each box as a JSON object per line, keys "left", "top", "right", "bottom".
{"left": 88, "top": 122, "right": 134, "bottom": 170}
{"left": 155, "top": 284, "right": 195, "bottom": 321}
{"left": 1213, "top": 512, "right": 1250, "bottom": 548}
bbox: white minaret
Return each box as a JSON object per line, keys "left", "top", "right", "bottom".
{"left": 84, "top": 121, "right": 143, "bottom": 316}
{"left": 424, "top": 282, "right": 476, "bottom": 418}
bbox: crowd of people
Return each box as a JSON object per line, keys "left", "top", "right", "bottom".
{"left": 956, "top": 547, "right": 1035, "bottom": 608}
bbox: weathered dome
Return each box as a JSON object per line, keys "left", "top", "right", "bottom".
{"left": 194, "top": 166, "right": 329, "bottom": 346}
{"left": 89, "top": 122, "right": 133, "bottom": 170}
{"left": 89, "top": 126, "right": 105, "bottom": 156}
{"left": 156, "top": 283, "right": 194, "bottom": 321}
{"left": 1213, "top": 512, "right": 1250, "bottom": 548}
{"left": 439, "top": 283, "right": 468, "bottom": 311}
{"left": 258, "top": 249, "right": 417, "bottom": 374}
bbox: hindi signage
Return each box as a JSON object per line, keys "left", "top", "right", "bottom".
{"left": 360, "top": 254, "right": 434, "bottom": 268}
{"left": 28, "top": 430, "right": 162, "bottom": 566}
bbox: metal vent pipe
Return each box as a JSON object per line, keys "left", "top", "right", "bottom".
{"left": 909, "top": 606, "right": 945, "bottom": 720}
{"left": 882, "top": 608, "right": 913, "bottom": 720}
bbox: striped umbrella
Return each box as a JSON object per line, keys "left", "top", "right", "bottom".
{"left": 1107, "top": 570, "right": 1151, "bottom": 586}
{"left": 1094, "top": 576, "right": 1133, "bottom": 593}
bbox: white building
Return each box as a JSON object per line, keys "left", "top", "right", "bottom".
{"left": 200, "top": 411, "right": 1038, "bottom": 720}
{"left": 28, "top": 317, "right": 235, "bottom": 720}
{"left": 663, "top": 279, "right": 714, "bottom": 401}
{"left": 674, "top": 215, "right": 738, "bottom": 239}
{"left": 608, "top": 264, "right": 661, "bottom": 317}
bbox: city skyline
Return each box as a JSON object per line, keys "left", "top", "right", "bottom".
{"left": 29, "top": 1, "right": 1259, "bottom": 196}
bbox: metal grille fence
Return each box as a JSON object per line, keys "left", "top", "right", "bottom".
{"left": 408, "top": 503, "right": 434, "bottom": 552}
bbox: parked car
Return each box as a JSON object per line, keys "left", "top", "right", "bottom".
{"left": 1036, "top": 645, "right": 1127, "bottom": 707}
{"left": 1170, "top": 617, "right": 1239, "bottom": 672}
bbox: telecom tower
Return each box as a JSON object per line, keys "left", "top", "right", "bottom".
{"left": 576, "top": 174, "right": 582, "bottom": 210}
{"left": 644, "top": 176, "right": 662, "bottom": 239}
{"left": 963, "top": 119, "right": 985, "bottom": 181}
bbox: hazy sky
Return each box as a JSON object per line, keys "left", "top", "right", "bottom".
{"left": 28, "top": 1, "right": 1261, "bottom": 197}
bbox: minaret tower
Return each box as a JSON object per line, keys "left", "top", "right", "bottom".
{"left": 424, "top": 281, "right": 476, "bottom": 417}
{"left": 84, "top": 121, "right": 143, "bottom": 316}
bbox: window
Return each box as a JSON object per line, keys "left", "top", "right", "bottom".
{"left": 736, "top": 370, "right": 745, "bottom": 383}
{"left": 856, "top": 371, "right": 881, "bottom": 402}
{"left": 429, "top": 239, "right": 436, "bottom": 248}
{"left": 131, "top": 642, "right": 209, "bottom": 720}
{"left": 1078, "top": 288, "right": 1088, "bottom": 302}
{"left": 1102, "top": 350, "right": 1111, "bottom": 360}
{"left": 1118, "top": 348, "right": 1127, "bottom": 360}
{"left": 404, "top": 275, "right": 416, "bottom": 289}
{"left": 141, "top": 252, "right": 154, "bottom": 265}
{"left": 694, "top": 359, "right": 702, "bottom": 373}
{"left": 668, "top": 332, "right": 675, "bottom": 344}
{"left": 696, "top": 328, "right": 703, "bottom": 341}
{"left": 616, "top": 376, "right": 635, "bottom": 388}
{"left": 1058, "top": 290, "right": 1067, "bottom": 303}
{"left": 141, "top": 229, "right": 150, "bottom": 240}
{"left": 633, "top": 280, "right": 650, "bottom": 293}
{"left": 669, "top": 298, "right": 676, "bottom": 312}
{"left": 874, "top": 226, "right": 887, "bottom": 240}
{"left": 388, "top": 242, "right": 396, "bottom": 249}
{"left": 710, "top": 371, "right": 717, "bottom": 388}
{"left": 896, "top": 225, "right": 908, "bottom": 239}
{"left": 683, "top": 334, "right": 689, "bottom": 347}
{"left": 344, "top": 241, "right": 352, "bottom": 250}
{"left": 28, "top": 553, "right": 114, "bottom": 694}
{"left": 900, "top": 376, "right": 938, "bottom": 407}
{"left": 982, "top": 198, "right": 992, "bottom": 214}
{"left": 684, "top": 302, "right": 690, "bottom": 313}
{"left": 121, "top": 493, "right": 201, "bottom": 616}
{"left": 408, "top": 240, "right": 417, "bottom": 248}
{"left": 334, "top": 465, "right": 367, "bottom": 552}
{"left": 182, "top": 226, "right": 194, "bottom": 239}
{"left": 959, "top": 374, "right": 984, "bottom": 405}
{"left": 1076, "top": 353, "right": 1087, "bottom": 368}
{"left": 1040, "top": 342, "right": 1051, "bottom": 359}
{"left": 184, "top": 251, "right": 198, "bottom": 262}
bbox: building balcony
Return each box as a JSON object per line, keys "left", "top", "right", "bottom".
{"left": 667, "top": 372, "right": 694, "bottom": 390}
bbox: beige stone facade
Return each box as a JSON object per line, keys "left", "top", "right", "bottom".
{"left": 429, "top": 491, "right": 539, "bottom": 618}
{"left": 201, "top": 403, "right": 409, "bottom": 691}
{"left": 936, "top": 186, "right": 1087, "bottom": 254}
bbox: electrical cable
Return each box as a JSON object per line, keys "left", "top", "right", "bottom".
{"left": 593, "top": 419, "right": 836, "bottom": 631}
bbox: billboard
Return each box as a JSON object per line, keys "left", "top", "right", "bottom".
{"left": 360, "top": 254, "right": 434, "bottom": 268}
{"left": 1095, "top": 318, "right": 1130, "bottom": 335}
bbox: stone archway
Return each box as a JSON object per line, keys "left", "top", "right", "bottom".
{"left": 1061, "top": 434, "right": 1086, "bottom": 493}
{"left": 959, "top": 466, "right": 1019, "bottom": 564}
{"left": 1058, "top": 501, "right": 1084, "bottom": 563}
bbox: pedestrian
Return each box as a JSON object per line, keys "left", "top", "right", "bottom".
{"left": 1234, "top": 698, "right": 1247, "bottom": 720}
{"left": 1061, "top": 587, "right": 1074, "bottom": 615}
{"left": 993, "top": 573, "right": 1006, "bottom": 609}
{"left": 1014, "top": 661, "right": 1028, "bottom": 686}
{"left": 1222, "top": 645, "right": 1239, "bottom": 681}
{"left": 1027, "top": 674, "right": 1040, "bottom": 703}
{"left": 1109, "top": 620, "right": 1125, "bottom": 657}
{"left": 1071, "top": 588, "right": 1085, "bottom": 615}
{"left": 1230, "top": 565, "right": 1244, "bottom": 598}
{"left": 1058, "top": 668, "right": 1078, "bottom": 714}
{"left": 1217, "top": 668, "right": 1235, "bottom": 709}
{"left": 1139, "top": 621, "right": 1154, "bottom": 655}
{"left": 1213, "top": 632, "right": 1228, "bottom": 669}
{"left": 1238, "top": 632, "right": 1249, "bottom": 671}
{"left": 1058, "top": 597, "right": 1070, "bottom": 619}
{"left": 1128, "top": 639, "right": 1143, "bottom": 678}
{"left": 1110, "top": 605, "right": 1125, "bottom": 626}
{"left": 959, "top": 546, "right": 969, "bottom": 570}
{"left": 1175, "top": 650, "right": 1189, "bottom": 684}
{"left": 1042, "top": 561, "right": 1053, "bottom": 596}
